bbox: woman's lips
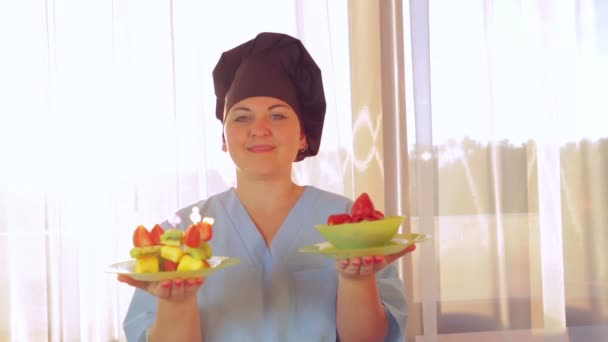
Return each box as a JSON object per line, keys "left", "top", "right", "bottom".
{"left": 247, "top": 145, "right": 275, "bottom": 153}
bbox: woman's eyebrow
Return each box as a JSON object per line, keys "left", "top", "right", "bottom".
{"left": 268, "top": 104, "right": 289, "bottom": 111}
{"left": 230, "top": 106, "right": 251, "bottom": 112}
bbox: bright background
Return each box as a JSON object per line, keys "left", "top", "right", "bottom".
{"left": 0, "top": 0, "right": 606, "bottom": 341}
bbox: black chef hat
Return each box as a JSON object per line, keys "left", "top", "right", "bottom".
{"left": 212, "top": 32, "right": 326, "bottom": 161}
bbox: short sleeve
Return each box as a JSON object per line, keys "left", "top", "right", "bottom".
{"left": 376, "top": 263, "right": 408, "bottom": 342}
{"left": 123, "top": 289, "right": 157, "bottom": 342}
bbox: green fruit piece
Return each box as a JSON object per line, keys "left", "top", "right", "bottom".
{"left": 184, "top": 247, "right": 205, "bottom": 260}
{"left": 161, "top": 229, "right": 184, "bottom": 246}
{"left": 130, "top": 246, "right": 161, "bottom": 258}
{"left": 185, "top": 242, "right": 212, "bottom": 260}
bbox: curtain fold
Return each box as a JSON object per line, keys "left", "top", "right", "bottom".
{"left": 0, "top": 1, "right": 351, "bottom": 341}
{"left": 398, "top": 0, "right": 608, "bottom": 340}
{"left": 2, "top": 0, "right": 606, "bottom": 341}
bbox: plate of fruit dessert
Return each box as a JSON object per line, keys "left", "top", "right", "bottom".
{"left": 299, "top": 193, "right": 430, "bottom": 259}
{"left": 106, "top": 217, "right": 240, "bottom": 281}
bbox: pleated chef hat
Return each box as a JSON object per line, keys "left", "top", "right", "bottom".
{"left": 212, "top": 32, "right": 326, "bottom": 161}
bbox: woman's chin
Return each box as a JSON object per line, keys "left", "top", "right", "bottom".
{"left": 238, "top": 164, "right": 291, "bottom": 180}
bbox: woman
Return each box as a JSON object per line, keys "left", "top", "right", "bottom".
{"left": 119, "top": 32, "right": 415, "bottom": 342}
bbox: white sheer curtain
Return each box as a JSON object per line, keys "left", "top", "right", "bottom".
{"left": 4, "top": 0, "right": 606, "bottom": 341}
{"left": 0, "top": 1, "right": 354, "bottom": 341}
{"left": 398, "top": 0, "right": 608, "bottom": 341}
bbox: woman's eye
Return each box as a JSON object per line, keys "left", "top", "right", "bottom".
{"left": 233, "top": 115, "right": 250, "bottom": 122}
{"left": 271, "top": 113, "right": 286, "bottom": 120}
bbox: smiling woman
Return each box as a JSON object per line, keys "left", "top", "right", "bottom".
{"left": 223, "top": 97, "right": 307, "bottom": 177}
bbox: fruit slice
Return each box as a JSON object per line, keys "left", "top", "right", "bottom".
{"left": 135, "top": 255, "right": 159, "bottom": 273}
{"left": 372, "top": 210, "right": 385, "bottom": 220}
{"left": 327, "top": 213, "right": 352, "bottom": 225}
{"left": 130, "top": 246, "right": 161, "bottom": 258}
{"left": 133, "top": 225, "right": 153, "bottom": 247}
{"left": 351, "top": 193, "right": 375, "bottom": 218}
{"left": 184, "top": 225, "right": 201, "bottom": 248}
{"left": 161, "top": 259, "right": 178, "bottom": 272}
{"left": 160, "top": 245, "right": 184, "bottom": 263}
{"left": 194, "top": 221, "right": 213, "bottom": 242}
{"left": 177, "top": 254, "right": 206, "bottom": 271}
{"left": 150, "top": 224, "right": 165, "bottom": 245}
{"left": 161, "top": 229, "right": 184, "bottom": 247}
{"left": 184, "top": 242, "right": 212, "bottom": 261}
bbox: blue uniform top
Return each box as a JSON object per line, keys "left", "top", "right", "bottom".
{"left": 123, "top": 186, "right": 408, "bottom": 341}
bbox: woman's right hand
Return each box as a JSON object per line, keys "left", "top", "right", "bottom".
{"left": 117, "top": 275, "right": 205, "bottom": 303}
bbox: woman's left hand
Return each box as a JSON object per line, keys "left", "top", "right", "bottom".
{"left": 335, "top": 244, "right": 416, "bottom": 279}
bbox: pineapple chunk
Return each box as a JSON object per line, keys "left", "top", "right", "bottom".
{"left": 135, "top": 255, "right": 159, "bottom": 273}
{"left": 177, "top": 254, "right": 208, "bottom": 271}
{"left": 161, "top": 245, "right": 184, "bottom": 263}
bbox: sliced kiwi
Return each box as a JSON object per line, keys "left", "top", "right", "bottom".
{"left": 130, "top": 246, "right": 161, "bottom": 258}
{"left": 161, "top": 229, "right": 184, "bottom": 246}
{"left": 185, "top": 242, "right": 212, "bottom": 260}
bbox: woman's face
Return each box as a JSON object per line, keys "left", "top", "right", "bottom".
{"left": 223, "top": 96, "right": 307, "bottom": 178}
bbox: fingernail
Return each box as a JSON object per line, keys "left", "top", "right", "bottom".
{"left": 339, "top": 260, "right": 348, "bottom": 267}
{"left": 196, "top": 278, "right": 204, "bottom": 285}
{"left": 186, "top": 279, "right": 195, "bottom": 287}
{"left": 162, "top": 281, "right": 171, "bottom": 288}
{"left": 363, "top": 257, "right": 373, "bottom": 264}
{"left": 374, "top": 256, "right": 384, "bottom": 263}
{"left": 173, "top": 280, "right": 183, "bottom": 287}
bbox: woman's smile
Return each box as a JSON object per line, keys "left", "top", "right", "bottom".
{"left": 247, "top": 144, "right": 276, "bottom": 153}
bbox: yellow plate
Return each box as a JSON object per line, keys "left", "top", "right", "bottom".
{"left": 105, "top": 256, "right": 240, "bottom": 281}
{"left": 298, "top": 233, "right": 430, "bottom": 259}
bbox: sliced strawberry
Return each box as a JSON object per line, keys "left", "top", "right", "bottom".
{"left": 195, "top": 222, "right": 213, "bottom": 242}
{"left": 351, "top": 193, "right": 375, "bottom": 218}
{"left": 327, "top": 213, "right": 352, "bottom": 225}
{"left": 350, "top": 215, "right": 366, "bottom": 223}
{"left": 372, "top": 210, "right": 385, "bottom": 220}
{"left": 150, "top": 224, "right": 165, "bottom": 245}
{"left": 161, "top": 259, "right": 178, "bottom": 272}
{"left": 184, "top": 225, "right": 201, "bottom": 248}
{"left": 133, "top": 225, "right": 153, "bottom": 247}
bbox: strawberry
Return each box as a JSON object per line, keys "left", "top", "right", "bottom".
{"left": 372, "top": 210, "right": 385, "bottom": 220}
{"left": 133, "top": 225, "right": 153, "bottom": 247}
{"left": 184, "top": 225, "right": 201, "bottom": 248}
{"left": 350, "top": 215, "right": 366, "bottom": 223}
{"left": 150, "top": 224, "right": 164, "bottom": 245}
{"left": 195, "top": 221, "right": 213, "bottom": 242}
{"left": 351, "top": 192, "right": 375, "bottom": 218}
{"left": 327, "top": 213, "right": 352, "bottom": 225}
{"left": 161, "top": 259, "right": 178, "bottom": 272}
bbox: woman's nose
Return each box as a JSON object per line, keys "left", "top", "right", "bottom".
{"left": 249, "top": 117, "right": 271, "bottom": 136}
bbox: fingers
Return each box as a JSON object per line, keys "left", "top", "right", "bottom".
{"left": 336, "top": 245, "right": 418, "bottom": 278}
{"left": 154, "top": 280, "right": 172, "bottom": 299}
{"left": 118, "top": 276, "right": 204, "bottom": 303}
{"left": 336, "top": 257, "right": 374, "bottom": 277}
{"left": 184, "top": 278, "right": 205, "bottom": 297}
{"left": 344, "top": 257, "right": 362, "bottom": 275}
{"left": 385, "top": 244, "right": 416, "bottom": 264}
{"left": 359, "top": 257, "right": 374, "bottom": 275}
{"left": 169, "top": 279, "right": 185, "bottom": 301}
{"left": 117, "top": 275, "right": 149, "bottom": 290}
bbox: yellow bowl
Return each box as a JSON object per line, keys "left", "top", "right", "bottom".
{"left": 315, "top": 216, "right": 405, "bottom": 249}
